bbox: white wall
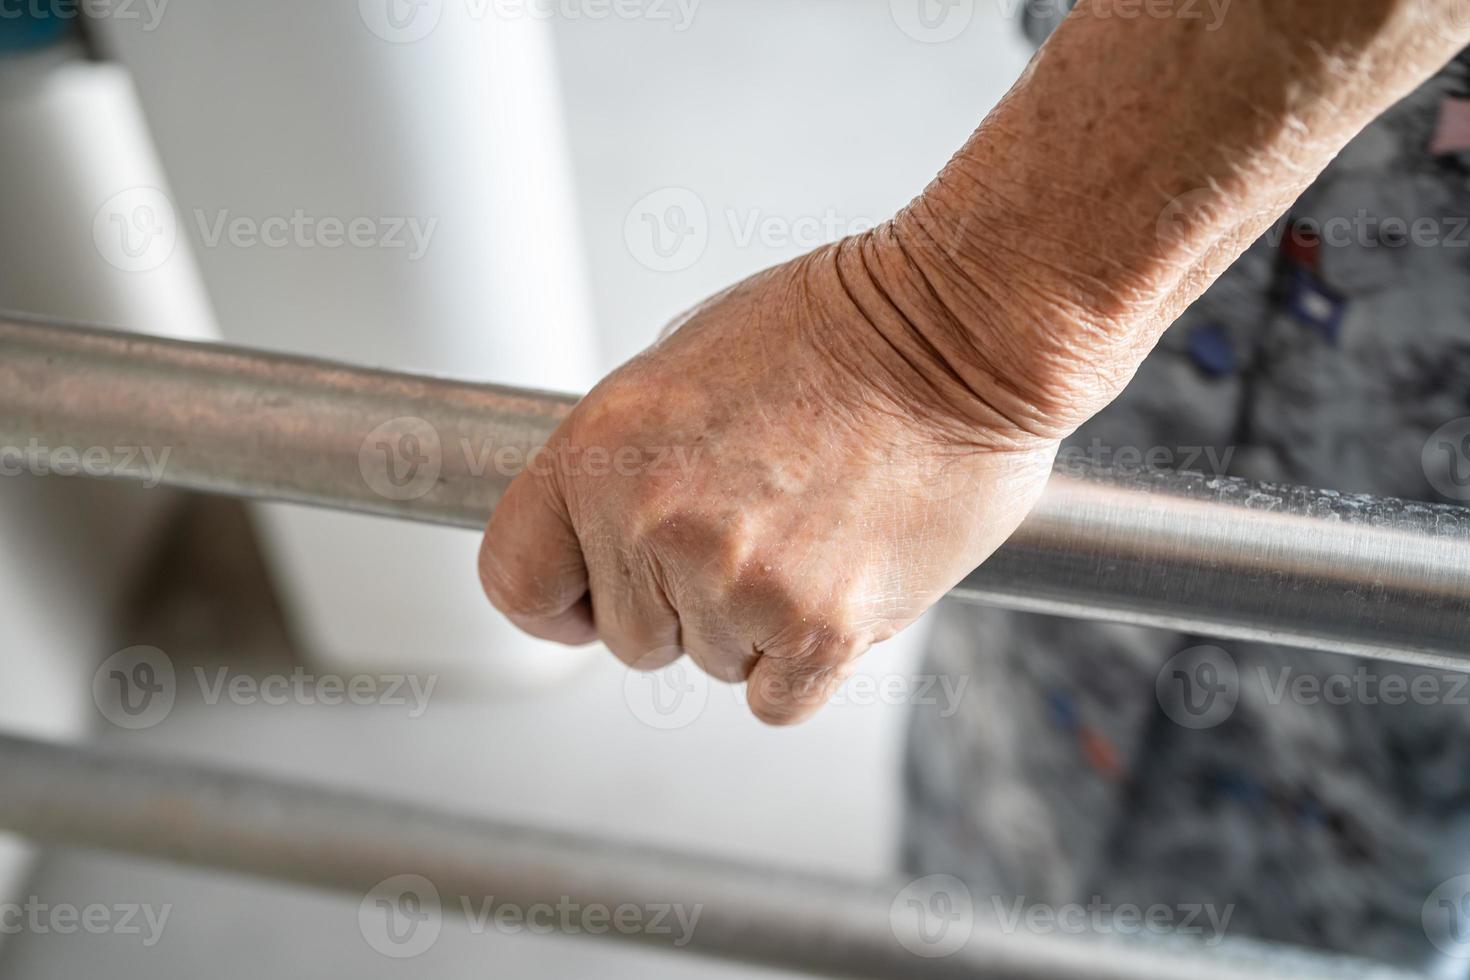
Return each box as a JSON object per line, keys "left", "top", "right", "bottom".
{"left": 1, "top": 3, "right": 1030, "bottom": 976}
{"left": 92, "top": 0, "right": 604, "bottom": 695}
{"left": 0, "top": 50, "right": 218, "bottom": 933}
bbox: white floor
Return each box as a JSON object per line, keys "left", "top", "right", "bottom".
{"left": 0, "top": 4, "right": 1030, "bottom": 976}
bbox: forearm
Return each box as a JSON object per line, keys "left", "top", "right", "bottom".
{"left": 870, "top": 0, "right": 1470, "bottom": 437}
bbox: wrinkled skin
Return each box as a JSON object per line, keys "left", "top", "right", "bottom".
{"left": 478, "top": 229, "right": 1060, "bottom": 724}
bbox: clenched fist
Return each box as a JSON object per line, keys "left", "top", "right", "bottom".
{"left": 478, "top": 218, "right": 1075, "bottom": 724}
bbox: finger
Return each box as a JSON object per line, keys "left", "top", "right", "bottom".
{"left": 584, "top": 546, "right": 684, "bottom": 671}
{"left": 745, "top": 636, "right": 864, "bottom": 726}
{"left": 677, "top": 608, "right": 761, "bottom": 683}
{"left": 656, "top": 527, "right": 769, "bottom": 683}
{"left": 479, "top": 467, "right": 596, "bottom": 646}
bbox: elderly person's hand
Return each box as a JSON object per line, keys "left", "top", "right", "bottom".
{"left": 482, "top": 0, "right": 1470, "bottom": 723}
{"left": 479, "top": 222, "right": 1069, "bottom": 724}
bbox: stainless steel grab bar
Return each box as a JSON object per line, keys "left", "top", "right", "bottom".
{"left": 3, "top": 312, "right": 1467, "bottom": 667}
{"left": 0, "top": 732, "right": 1415, "bottom": 980}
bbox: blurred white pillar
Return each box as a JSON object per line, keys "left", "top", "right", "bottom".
{"left": 92, "top": 3, "right": 602, "bottom": 691}
{"left": 0, "top": 47, "right": 219, "bottom": 919}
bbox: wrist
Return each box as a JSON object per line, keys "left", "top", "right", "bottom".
{"left": 795, "top": 218, "right": 1123, "bottom": 450}
{"left": 865, "top": 196, "right": 1144, "bottom": 443}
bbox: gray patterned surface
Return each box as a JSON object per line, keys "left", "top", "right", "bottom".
{"left": 906, "top": 12, "right": 1470, "bottom": 974}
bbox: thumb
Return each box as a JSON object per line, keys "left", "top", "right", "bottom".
{"left": 478, "top": 464, "right": 596, "bottom": 645}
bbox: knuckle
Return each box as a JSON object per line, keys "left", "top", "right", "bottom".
{"left": 749, "top": 585, "right": 868, "bottom": 664}
{"left": 785, "top": 628, "right": 864, "bottom": 672}
{"left": 644, "top": 509, "right": 758, "bottom": 584}
{"left": 707, "top": 519, "right": 760, "bottom": 584}
{"left": 576, "top": 371, "right": 646, "bottom": 429}
{"left": 566, "top": 375, "right": 658, "bottom": 463}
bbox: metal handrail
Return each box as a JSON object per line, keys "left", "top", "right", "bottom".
{"left": 0, "top": 732, "right": 1416, "bottom": 980}
{"left": 0, "top": 312, "right": 1457, "bottom": 975}
{"left": 2, "top": 312, "right": 1468, "bottom": 668}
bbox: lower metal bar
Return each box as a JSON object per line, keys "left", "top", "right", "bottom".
{"left": 2, "top": 313, "right": 1469, "bottom": 668}
{"left": 0, "top": 733, "right": 1412, "bottom": 979}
